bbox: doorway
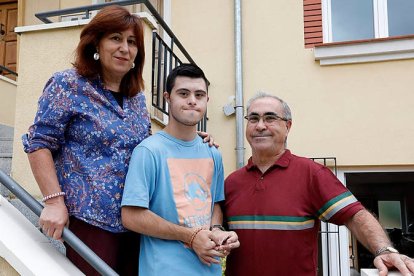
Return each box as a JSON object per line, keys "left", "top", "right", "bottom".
{"left": 346, "top": 172, "right": 414, "bottom": 271}
{"left": 0, "top": 0, "right": 17, "bottom": 80}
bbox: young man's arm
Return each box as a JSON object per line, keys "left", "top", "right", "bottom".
{"left": 345, "top": 209, "right": 414, "bottom": 276}
{"left": 210, "top": 203, "right": 223, "bottom": 225}
{"left": 121, "top": 206, "right": 224, "bottom": 265}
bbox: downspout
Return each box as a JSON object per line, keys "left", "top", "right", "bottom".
{"left": 234, "top": 0, "right": 245, "bottom": 168}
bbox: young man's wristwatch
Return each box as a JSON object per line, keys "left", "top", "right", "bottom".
{"left": 375, "top": 246, "right": 399, "bottom": 257}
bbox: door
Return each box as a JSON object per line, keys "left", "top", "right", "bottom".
{"left": 0, "top": 0, "right": 17, "bottom": 80}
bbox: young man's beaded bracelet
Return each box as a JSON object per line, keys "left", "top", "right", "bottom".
{"left": 188, "top": 227, "right": 203, "bottom": 249}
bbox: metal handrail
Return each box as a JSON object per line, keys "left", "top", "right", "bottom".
{"left": 151, "top": 32, "right": 207, "bottom": 132}
{"left": 35, "top": 0, "right": 195, "bottom": 64}
{"left": 151, "top": 31, "right": 182, "bottom": 114}
{"left": 0, "top": 65, "right": 18, "bottom": 76}
{"left": 0, "top": 169, "right": 118, "bottom": 276}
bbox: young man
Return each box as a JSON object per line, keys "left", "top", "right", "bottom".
{"left": 121, "top": 63, "right": 239, "bottom": 275}
{"left": 223, "top": 92, "right": 414, "bottom": 276}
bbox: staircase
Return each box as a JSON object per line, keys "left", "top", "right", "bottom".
{"left": 0, "top": 124, "right": 65, "bottom": 248}
{"left": 0, "top": 124, "right": 81, "bottom": 275}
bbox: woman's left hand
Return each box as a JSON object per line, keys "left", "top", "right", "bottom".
{"left": 197, "top": 131, "right": 219, "bottom": 148}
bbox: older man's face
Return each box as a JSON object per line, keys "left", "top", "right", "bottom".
{"left": 245, "top": 97, "right": 291, "bottom": 155}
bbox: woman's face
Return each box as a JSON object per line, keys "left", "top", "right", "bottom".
{"left": 97, "top": 27, "right": 138, "bottom": 82}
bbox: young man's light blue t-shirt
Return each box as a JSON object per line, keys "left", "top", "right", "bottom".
{"left": 122, "top": 131, "right": 225, "bottom": 276}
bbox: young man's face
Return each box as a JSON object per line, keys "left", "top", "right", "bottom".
{"left": 164, "top": 76, "right": 209, "bottom": 127}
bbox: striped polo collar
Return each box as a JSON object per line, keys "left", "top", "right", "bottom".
{"left": 246, "top": 149, "right": 292, "bottom": 171}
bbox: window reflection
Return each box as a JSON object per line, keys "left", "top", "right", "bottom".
{"left": 331, "top": 0, "right": 374, "bottom": 42}
{"left": 378, "top": 201, "right": 402, "bottom": 229}
{"left": 388, "top": 0, "right": 414, "bottom": 36}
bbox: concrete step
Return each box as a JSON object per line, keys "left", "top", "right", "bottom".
{"left": 0, "top": 124, "right": 14, "bottom": 137}
{"left": 0, "top": 137, "right": 13, "bottom": 157}
{"left": 0, "top": 124, "right": 14, "bottom": 197}
{"left": 0, "top": 153, "right": 12, "bottom": 197}
{"left": 0, "top": 156, "right": 11, "bottom": 173}
{"left": 0, "top": 136, "right": 13, "bottom": 197}
{"left": 0, "top": 124, "right": 14, "bottom": 158}
{"left": 0, "top": 157, "right": 12, "bottom": 196}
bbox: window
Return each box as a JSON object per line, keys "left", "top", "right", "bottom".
{"left": 323, "top": 0, "right": 414, "bottom": 43}
{"left": 378, "top": 200, "right": 402, "bottom": 229}
{"left": 330, "top": 0, "right": 374, "bottom": 42}
{"left": 388, "top": 0, "right": 414, "bottom": 37}
{"left": 313, "top": 0, "right": 414, "bottom": 65}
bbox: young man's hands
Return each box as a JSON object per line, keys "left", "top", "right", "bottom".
{"left": 191, "top": 227, "right": 240, "bottom": 266}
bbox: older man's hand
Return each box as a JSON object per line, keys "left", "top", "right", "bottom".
{"left": 374, "top": 253, "right": 414, "bottom": 276}
{"left": 210, "top": 230, "right": 240, "bottom": 256}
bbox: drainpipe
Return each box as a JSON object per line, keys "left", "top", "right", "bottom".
{"left": 234, "top": 0, "right": 245, "bottom": 168}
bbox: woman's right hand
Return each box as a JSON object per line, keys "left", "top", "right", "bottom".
{"left": 27, "top": 149, "right": 69, "bottom": 241}
{"left": 39, "top": 197, "right": 69, "bottom": 241}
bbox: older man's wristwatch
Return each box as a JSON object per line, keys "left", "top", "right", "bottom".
{"left": 375, "top": 246, "right": 399, "bottom": 257}
{"left": 210, "top": 224, "right": 226, "bottom": 231}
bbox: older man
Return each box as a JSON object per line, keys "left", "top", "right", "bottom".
{"left": 223, "top": 92, "right": 414, "bottom": 276}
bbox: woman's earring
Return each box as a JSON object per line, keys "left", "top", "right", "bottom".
{"left": 93, "top": 53, "right": 100, "bottom": 61}
{"left": 131, "top": 62, "right": 135, "bottom": 69}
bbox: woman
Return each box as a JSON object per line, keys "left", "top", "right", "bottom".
{"left": 23, "top": 5, "right": 148, "bottom": 275}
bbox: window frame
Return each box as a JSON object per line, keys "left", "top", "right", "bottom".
{"left": 322, "top": 0, "right": 391, "bottom": 43}
{"left": 315, "top": 0, "right": 414, "bottom": 65}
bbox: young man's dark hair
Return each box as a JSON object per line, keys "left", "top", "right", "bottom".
{"left": 166, "top": 63, "right": 209, "bottom": 93}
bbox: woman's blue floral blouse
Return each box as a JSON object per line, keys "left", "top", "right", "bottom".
{"left": 22, "top": 69, "right": 151, "bottom": 232}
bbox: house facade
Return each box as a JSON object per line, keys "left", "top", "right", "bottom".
{"left": 1, "top": 0, "right": 413, "bottom": 274}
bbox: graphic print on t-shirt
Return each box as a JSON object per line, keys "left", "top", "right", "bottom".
{"left": 167, "top": 158, "right": 213, "bottom": 228}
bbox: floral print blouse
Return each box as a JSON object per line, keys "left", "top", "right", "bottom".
{"left": 22, "top": 68, "right": 151, "bottom": 232}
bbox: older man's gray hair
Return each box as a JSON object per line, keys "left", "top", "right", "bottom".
{"left": 246, "top": 91, "right": 292, "bottom": 121}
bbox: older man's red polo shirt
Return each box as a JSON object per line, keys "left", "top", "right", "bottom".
{"left": 224, "top": 150, "right": 364, "bottom": 276}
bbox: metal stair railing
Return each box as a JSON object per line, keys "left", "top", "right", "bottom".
{"left": 0, "top": 169, "right": 118, "bottom": 276}
{"left": 35, "top": 0, "right": 195, "bottom": 64}
{"left": 310, "top": 157, "right": 342, "bottom": 276}
{"left": 151, "top": 32, "right": 207, "bottom": 132}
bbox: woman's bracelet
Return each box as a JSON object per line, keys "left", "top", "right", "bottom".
{"left": 188, "top": 227, "right": 203, "bottom": 249}
{"left": 42, "top": 191, "right": 65, "bottom": 203}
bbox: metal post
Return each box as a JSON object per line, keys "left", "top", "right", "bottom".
{"left": 234, "top": 0, "right": 245, "bottom": 168}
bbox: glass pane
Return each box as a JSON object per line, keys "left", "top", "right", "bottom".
{"left": 378, "top": 201, "right": 402, "bottom": 229}
{"left": 388, "top": 0, "right": 414, "bottom": 36}
{"left": 331, "top": 0, "right": 375, "bottom": 42}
